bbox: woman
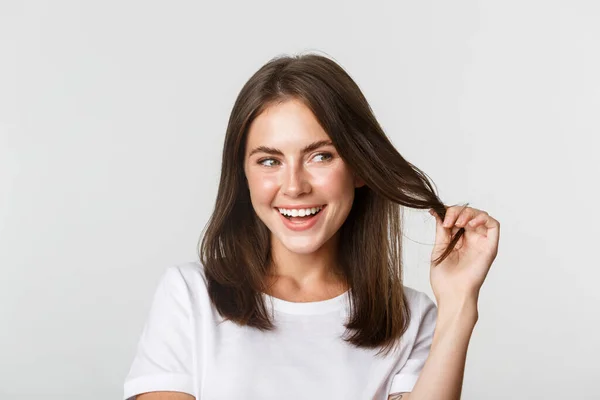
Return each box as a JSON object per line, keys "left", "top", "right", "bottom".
{"left": 123, "top": 53, "right": 500, "bottom": 400}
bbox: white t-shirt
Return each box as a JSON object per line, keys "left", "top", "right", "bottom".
{"left": 124, "top": 261, "right": 437, "bottom": 400}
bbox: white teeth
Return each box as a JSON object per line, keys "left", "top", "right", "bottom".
{"left": 277, "top": 206, "right": 323, "bottom": 217}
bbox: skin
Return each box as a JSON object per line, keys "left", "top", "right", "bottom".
{"left": 430, "top": 205, "right": 500, "bottom": 307}
{"left": 242, "top": 98, "right": 364, "bottom": 299}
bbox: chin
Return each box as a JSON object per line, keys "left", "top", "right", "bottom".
{"left": 284, "top": 241, "right": 323, "bottom": 255}
{"left": 277, "top": 235, "right": 326, "bottom": 255}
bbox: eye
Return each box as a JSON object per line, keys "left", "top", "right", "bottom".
{"left": 257, "top": 158, "right": 280, "bottom": 167}
{"left": 313, "top": 152, "right": 333, "bottom": 162}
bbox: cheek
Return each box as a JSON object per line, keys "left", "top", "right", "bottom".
{"left": 246, "top": 174, "right": 278, "bottom": 204}
{"left": 312, "top": 166, "right": 355, "bottom": 194}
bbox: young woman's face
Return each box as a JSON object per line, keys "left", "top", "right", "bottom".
{"left": 244, "top": 98, "right": 364, "bottom": 255}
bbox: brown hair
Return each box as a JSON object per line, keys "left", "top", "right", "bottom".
{"left": 198, "top": 52, "right": 466, "bottom": 356}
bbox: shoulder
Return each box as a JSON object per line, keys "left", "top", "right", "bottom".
{"left": 157, "top": 260, "right": 211, "bottom": 308}
{"left": 402, "top": 286, "right": 437, "bottom": 323}
{"left": 168, "top": 259, "right": 208, "bottom": 285}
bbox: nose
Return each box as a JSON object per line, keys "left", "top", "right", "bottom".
{"left": 281, "top": 163, "right": 311, "bottom": 197}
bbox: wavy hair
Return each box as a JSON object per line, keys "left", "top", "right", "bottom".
{"left": 199, "top": 52, "right": 465, "bottom": 356}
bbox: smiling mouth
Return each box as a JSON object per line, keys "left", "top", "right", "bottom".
{"left": 280, "top": 208, "right": 323, "bottom": 220}
{"left": 276, "top": 205, "right": 327, "bottom": 220}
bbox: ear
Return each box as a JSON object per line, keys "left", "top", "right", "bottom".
{"left": 354, "top": 175, "right": 365, "bottom": 188}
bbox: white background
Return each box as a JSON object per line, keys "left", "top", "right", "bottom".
{"left": 1, "top": 1, "right": 599, "bottom": 399}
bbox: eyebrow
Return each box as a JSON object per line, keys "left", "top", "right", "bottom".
{"left": 248, "top": 140, "right": 334, "bottom": 157}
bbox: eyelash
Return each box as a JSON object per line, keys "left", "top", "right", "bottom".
{"left": 257, "top": 152, "right": 333, "bottom": 167}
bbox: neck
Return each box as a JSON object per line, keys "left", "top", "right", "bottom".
{"left": 267, "top": 233, "right": 345, "bottom": 290}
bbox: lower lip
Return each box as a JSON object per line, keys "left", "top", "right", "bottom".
{"left": 277, "top": 206, "right": 326, "bottom": 232}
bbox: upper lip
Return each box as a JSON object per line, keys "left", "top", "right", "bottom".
{"left": 274, "top": 204, "right": 326, "bottom": 209}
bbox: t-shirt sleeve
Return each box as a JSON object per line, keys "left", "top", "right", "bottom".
{"left": 123, "top": 266, "right": 195, "bottom": 400}
{"left": 388, "top": 291, "right": 437, "bottom": 394}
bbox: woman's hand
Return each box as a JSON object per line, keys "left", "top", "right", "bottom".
{"left": 428, "top": 205, "right": 500, "bottom": 311}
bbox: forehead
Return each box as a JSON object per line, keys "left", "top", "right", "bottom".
{"left": 246, "top": 99, "right": 330, "bottom": 149}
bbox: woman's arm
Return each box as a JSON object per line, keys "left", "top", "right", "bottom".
{"left": 389, "top": 206, "right": 498, "bottom": 400}
{"left": 404, "top": 299, "right": 478, "bottom": 400}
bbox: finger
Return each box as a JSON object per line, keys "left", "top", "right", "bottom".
{"left": 484, "top": 216, "right": 501, "bottom": 248}
{"left": 475, "top": 224, "right": 487, "bottom": 236}
{"left": 455, "top": 208, "right": 480, "bottom": 228}
{"left": 467, "top": 212, "right": 488, "bottom": 228}
{"left": 429, "top": 208, "right": 444, "bottom": 229}
{"left": 468, "top": 215, "right": 489, "bottom": 235}
{"left": 442, "top": 206, "right": 461, "bottom": 228}
{"left": 430, "top": 209, "right": 451, "bottom": 246}
{"left": 468, "top": 213, "right": 498, "bottom": 239}
{"left": 444, "top": 206, "right": 479, "bottom": 228}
